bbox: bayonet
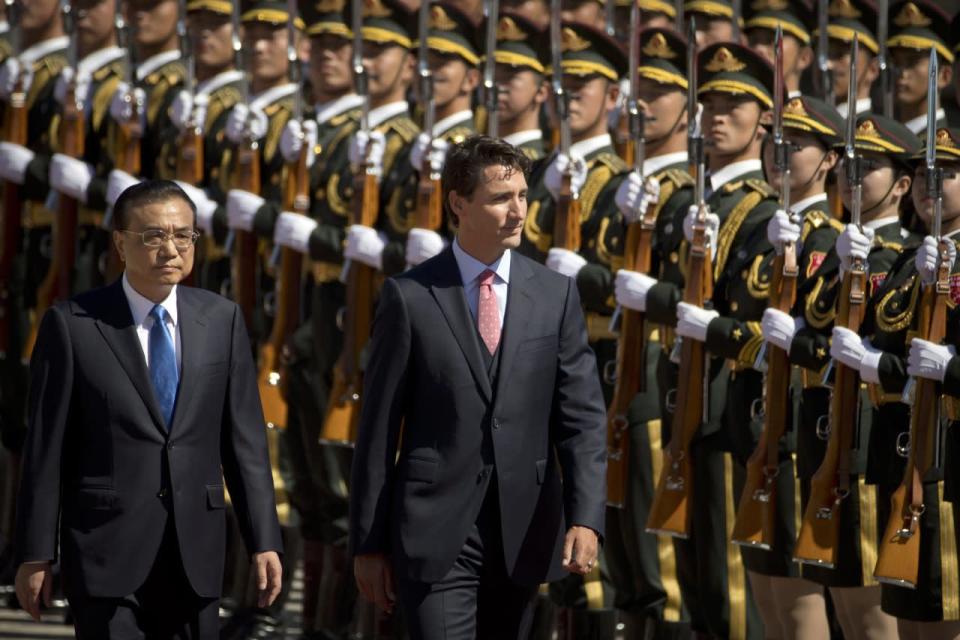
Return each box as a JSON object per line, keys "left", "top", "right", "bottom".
{"left": 878, "top": 0, "right": 892, "bottom": 117}
{"left": 605, "top": 0, "right": 616, "bottom": 39}
{"left": 418, "top": 0, "right": 435, "bottom": 140}
{"left": 731, "top": 0, "right": 741, "bottom": 42}
{"left": 687, "top": 16, "right": 703, "bottom": 207}
{"left": 550, "top": 0, "right": 570, "bottom": 157}
{"left": 178, "top": 0, "right": 194, "bottom": 95}
{"left": 845, "top": 35, "right": 861, "bottom": 230}
{"left": 351, "top": 0, "right": 368, "bottom": 132}
{"left": 816, "top": 0, "right": 832, "bottom": 104}
{"left": 286, "top": 0, "right": 302, "bottom": 123}
{"left": 483, "top": 0, "right": 499, "bottom": 137}
{"left": 627, "top": 0, "right": 644, "bottom": 174}
{"left": 675, "top": 0, "right": 684, "bottom": 31}
{"left": 231, "top": 0, "right": 249, "bottom": 105}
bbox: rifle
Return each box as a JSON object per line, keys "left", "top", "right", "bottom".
{"left": 257, "top": 0, "right": 304, "bottom": 433}
{"left": 731, "top": 0, "right": 741, "bottom": 42}
{"left": 815, "top": 0, "right": 833, "bottom": 104}
{"left": 874, "top": 48, "right": 945, "bottom": 588}
{"left": 877, "top": 0, "right": 893, "bottom": 117}
{"left": 733, "top": 26, "right": 797, "bottom": 548}
{"left": 646, "top": 17, "right": 711, "bottom": 537}
{"left": 483, "top": 0, "right": 499, "bottom": 138}
{"left": 230, "top": 0, "right": 259, "bottom": 331}
{"left": 414, "top": 0, "right": 442, "bottom": 232}
{"left": 549, "top": 0, "right": 581, "bottom": 251}
{"left": 319, "top": 0, "right": 377, "bottom": 445}
{"left": 23, "top": 1, "right": 84, "bottom": 362}
{"left": 0, "top": 0, "right": 24, "bottom": 360}
{"left": 114, "top": 0, "right": 141, "bottom": 178}
{"left": 175, "top": 0, "right": 202, "bottom": 184}
{"left": 675, "top": 0, "right": 684, "bottom": 31}
{"left": 607, "top": 0, "right": 648, "bottom": 508}
{"left": 794, "top": 35, "right": 867, "bottom": 568}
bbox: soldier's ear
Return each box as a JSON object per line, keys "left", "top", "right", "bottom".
{"left": 759, "top": 109, "right": 773, "bottom": 127}
{"left": 939, "top": 61, "right": 953, "bottom": 91}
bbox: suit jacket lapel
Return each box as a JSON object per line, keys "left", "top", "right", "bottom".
{"left": 94, "top": 280, "right": 167, "bottom": 435}
{"left": 493, "top": 255, "right": 534, "bottom": 408}
{"left": 169, "top": 287, "right": 207, "bottom": 432}
{"left": 429, "top": 248, "right": 493, "bottom": 402}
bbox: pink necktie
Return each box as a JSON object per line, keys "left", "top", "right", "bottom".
{"left": 478, "top": 269, "right": 500, "bottom": 355}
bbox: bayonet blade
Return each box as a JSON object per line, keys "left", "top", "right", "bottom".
{"left": 286, "top": 0, "right": 301, "bottom": 122}
{"left": 926, "top": 47, "right": 938, "bottom": 174}
{"left": 418, "top": 0, "right": 435, "bottom": 138}
{"left": 231, "top": 0, "right": 248, "bottom": 104}
{"left": 628, "top": 0, "right": 643, "bottom": 174}
{"left": 878, "top": 0, "right": 891, "bottom": 116}
{"left": 351, "top": 0, "right": 368, "bottom": 131}
{"left": 483, "top": 0, "right": 499, "bottom": 137}
{"left": 816, "top": 0, "right": 831, "bottom": 103}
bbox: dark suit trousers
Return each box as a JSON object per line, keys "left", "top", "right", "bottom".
{"left": 396, "top": 477, "right": 538, "bottom": 640}
{"left": 69, "top": 516, "right": 219, "bottom": 640}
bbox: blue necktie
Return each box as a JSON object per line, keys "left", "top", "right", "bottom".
{"left": 149, "top": 305, "right": 178, "bottom": 428}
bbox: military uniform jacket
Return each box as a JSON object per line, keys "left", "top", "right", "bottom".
{"left": 503, "top": 129, "right": 546, "bottom": 162}
{"left": 131, "top": 50, "right": 186, "bottom": 181}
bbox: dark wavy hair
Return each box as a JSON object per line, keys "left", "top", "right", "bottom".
{"left": 441, "top": 135, "right": 532, "bottom": 226}
{"left": 111, "top": 179, "right": 197, "bottom": 231}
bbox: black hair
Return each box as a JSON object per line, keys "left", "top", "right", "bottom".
{"left": 441, "top": 135, "right": 532, "bottom": 226}
{"left": 111, "top": 179, "right": 197, "bottom": 232}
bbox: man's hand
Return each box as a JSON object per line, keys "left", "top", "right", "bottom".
{"left": 562, "top": 525, "right": 599, "bottom": 575}
{"left": 15, "top": 562, "right": 52, "bottom": 621}
{"left": 253, "top": 551, "right": 282, "bottom": 608}
{"left": 354, "top": 552, "right": 396, "bottom": 613}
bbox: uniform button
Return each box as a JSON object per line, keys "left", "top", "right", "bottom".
{"left": 157, "top": 488, "right": 168, "bottom": 498}
{"left": 492, "top": 419, "right": 501, "bottom": 430}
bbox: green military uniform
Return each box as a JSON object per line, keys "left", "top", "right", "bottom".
{"left": 131, "top": 50, "right": 186, "bottom": 180}
{"left": 790, "top": 113, "right": 919, "bottom": 588}
{"left": 644, "top": 42, "right": 779, "bottom": 640}
{"left": 861, "top": 128, "right": 960, "bottom": 622}
{"left": 494, "top": 11, "right": 548, "bottom": 162}
{"left": 602, "top": 27, "right": 694, "bottom": 640}
{"left": 888, "top": 0, "right": 952, "bottom": 137}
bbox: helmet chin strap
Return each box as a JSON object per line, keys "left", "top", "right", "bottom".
{"left": 645, "top": 105, "right": 688, "bottom": 148}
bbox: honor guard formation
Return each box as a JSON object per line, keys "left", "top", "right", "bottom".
{"left": 6, "top": 0, "right": 960, "bottom": 638}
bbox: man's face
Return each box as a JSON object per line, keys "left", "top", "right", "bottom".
{"left": 564, "top": 74, "right": 617, "bottom": 137}
{"left": 499, "top": 0, "right": 549, "bottom": 30}
{"left": 127, "top": 0, "right": 178, "bottom": 49}
{"left": 696, "top": 17, "right": 736, "bottom": 48}
{"left": 75, "top": 0, "right": 115, "bottom": 56}
{"left": 762, "top": 130, "right": 834, "bottom": 193}
{"left": 362, "top": 41, "right": 413, "bottom": 100}
{"left": 892, "top": 47, "right": 950, "bottom": 107}
{"left": 245, "top": 22, "right": 291, "bottom": 85}
{"left": 428, "top": 52, "right": 477, "bottom": 108}
{"left": 494, "top": 65, "right": 545, "bottom": 124}
{"left": 837, "top": 152, "right": 904, "bottom": 212}
{"left": 913, "top": 162, "right": 960, "bottom": 226}
{"left": 309, "top": 33, "right": 353, "bottom": 96}
{"left": 637, "top": 78, "right": 686, "bottom": 142}
{"left": 190, "top": 10, "right": 235, "bottom": 71}
{"left": 701, "top": 92, "right": 764, "bottom": 156}
{"left": 747, "top": 29, "right": 809, "bottom": 80}
{"left": 114, "top": 197, "right": 196, "bottom": 290}
{"left": 453, "top": 164, "right": 528, "bottom": 252}
{"left": 560, "top": 0, "right": 604, "bottom": 30}
{"left": 21, "top": 0, "right": 61, "bottom": 31}
{"left": 828, "top": 40, "right": 876, "bottom": 102}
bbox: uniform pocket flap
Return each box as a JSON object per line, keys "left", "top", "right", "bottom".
{"left": 207, "top": 484, "right": 225, "bottom": 509}
{"left": 405, "top": 457, "right": 439, "bottom": 483}
{"left": 76, "top": 487, "right": 119, "bottom": 511}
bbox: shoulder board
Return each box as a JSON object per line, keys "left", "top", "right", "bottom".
{"left": 803, "top": 208, "right": 843, "bottom": 232}
{"left": 210, "top": 84, "right": 242, "bottom": 108}
{"left": 877, "top": 240, "right": 904, "bottom": 252}
{"left": 745, "top": 178, "right": 777, "bottom": 198}
{"left": 385, "top": 116, "right": 420, "bottom": 142}
{"left": 592, "top": 152, "right": 628, "bottom": 173}
{"left": 443, "top": 125, "right": 474, "bottom": 145}
{"left": 38, "top": 51, "right": 67, "bottom": 75}
{"left": 93, "top": 59, "right": 123, "bottom": 82}
{"left": 657, "top": 167, "right": 694, "bottom": 189}
{"left": 329, "top": 108, "right": 361, "bottom": 128}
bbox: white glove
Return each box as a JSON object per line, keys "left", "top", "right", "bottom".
{"left": 767, "top": 209, "right": 801, "bottom": 255}
{"left": 348, "top": 130, "right": 387, "bottom": 177}
{"left": 615, "top": 171, "right": 660, "bottom": 224}
{"left": 344, "top": 224, "right": 386, "bottom": 270}
{"left": 225, "top": 103, "right": 268, "bottom": 144}
{"left": 614, "top": 269, "right": 657, "bottom": 312}
{"left": 109, "top": 82, "right": 147, "bottom": 125}
{"left": 836, "top": 224, "right": 874, "bottom": 273}
{"left": 907, "top": 337, "right": 957, "bottom": 382}
{"left": 830, "top": 326, "right": 869, "bottom": 372}
{"left": 175, "top": 180, "right": 218, "bottom": 235}
{"left": 405, "top": 227, "right": 446, "bottom": 266}
{"left": 273, "top": 211, "right": 318, "bottom": 254}
{"left": 0, "top": 142, "right": 35, "bottom": 184}
{"left": 409, "top": 133, "right": 450, "bottom": 174}
{"left": 761, "top": 308, "right": 801, "bottom": 353}
{"left": 0, "top": 57, "right": 31, "bottom": 100}
{"left": 53, "top": 66, "right": 92, "bottom": 107}
{"left": 915, "top": 235, "right": 958, "bottom": 285}
{"left": 49, "top": 154, "right": 94, "bottom": 203}
{"left": 546, "top": 247, "right": 588, "bottom": 278}
{"left": 280, "top": 118, "right": 319, "bottom": 167}
{"left": 545, "top": 152, "right": 588, "bottom": 201}
{"left": 106, "top": 169, "right": 141, "bottom": 207}
{"left": 226, "top": 189, "right": 265, "bottom": 231}
{"left": 170, "top": 90, "right": 210, "bottom": 132}
{"left": 682, "top": 204, "right": 720, "bottom": 252}
{"left": 676, "top": 301, "right": 719, "bottom": 342}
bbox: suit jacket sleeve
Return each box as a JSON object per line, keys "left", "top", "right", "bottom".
{"left": 551, "top": 277, "right": 607, "bottom": 539}
{"left": 349, "top": 277, "right": 411, "bottom": 556}
{"left": 219, "top": 304, "right": 283, "bottom": 556}
{"left": 15, "top": 306, "right": 73, "bottom": 565}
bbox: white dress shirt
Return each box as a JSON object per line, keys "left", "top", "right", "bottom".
{"left": 122, "top": 273, "right": 182, "bottom": 373}
{"left": 452, "top": 237, "right": 510, "bottom": 326}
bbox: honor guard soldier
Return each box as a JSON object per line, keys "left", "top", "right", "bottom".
{"left": 499, "top": 0, "right": 548, "bottom": 30}
{"left": 744, "top": 0, "right": 814, "bottom": 100}
{"left": 610, "top": 25, "right": 695, "bottom": 640}
{"left": 648, "top": 41, "right": 778, "bottom": 640}
{"left": 834, "top": 126, "right": 960, "bottom": 637}
{"left": 558, "top": 0, "right": 605, "bottom": 31}
{"left": 781, "top": 111, "right": 919, "bottom": 640}
{"left": 492, "top": 12, "right": 549, "bottom": 160}
{"left": 684, "top": 0, "right": 743, "bottom": 48}
{"left": 822, "top": 0, "right": 879, "bottom": 118}
{"left": 887, "top": 0, "right": 953, "bottom": 137}
{"left": 639, "top": 0, "right": 678, "bottom": 30}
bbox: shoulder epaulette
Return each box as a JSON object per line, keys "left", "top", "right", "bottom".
{"left": 443, "top": 125, "right": 474, "bottom": 145}
{"left": 329, "top": 108, "right": 361, "bottom": 128}
{"left": 657, "top": 167, "right": 694, "bottom": 189}
{"left": 93, "top": 59, "right": 123, "bottom": 83}
{"left": 877, "top": 240, "right": 904, "bottom": 252}
{"left": 593, "top": 152, "right": 628, "bottom": 174}
{"left": 385, "top": 116, "right": 420, "bottom": 142}
{"left": 745, "top": 178, "right": 777, "bottom": 198}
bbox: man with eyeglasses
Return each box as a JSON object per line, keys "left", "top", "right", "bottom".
{"left": 13, "top": 179, "right": 284, "bottom": 637}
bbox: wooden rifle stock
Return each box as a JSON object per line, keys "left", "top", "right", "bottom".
{"left": 415, "top": 157, "right": 442, "bottom": 231}
{"left": 794, "top": 265, "right": 866, "bottom": 567}
{"left": 553, "top": 173, "right": 581, "bottom": 251}
{"left": 319, "top": 167, "right": 379, "bottom": 445}
{"left": 232, "top": 141, "right": 260, "bottom": 331}
{"left": 732, "top": 247, "right": 799, "bottom": 548}
{"left": 175, "top": 115, "right": 205, "bottom": 286}
{"left": 646, "top": 209, "right": 713, "bottom": 537}
{"left": 22, "top": 83, "right": 85, "bottom": 362}
{"left": 105, "top": 108, "right": 144, "bottom": 282}
{"left": 606, "top": 200, "right": 656, "bottom": 507}
{"left": 874, "top": 271, "right": 947, "bottom": 587}
{"left": 0, "top": 78, "right": 28, "bottom": 359}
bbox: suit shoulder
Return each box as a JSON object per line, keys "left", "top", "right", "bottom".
{"left": 521, "top": 253, "right": 570, "bottom": 291}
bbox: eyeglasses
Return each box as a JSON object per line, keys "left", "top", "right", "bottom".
{"left": 121, "top": 229, "right": 200, "bottom": 250}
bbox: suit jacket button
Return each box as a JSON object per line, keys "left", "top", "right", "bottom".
{"left": 492, "top": 419, "right": 500, "bottom": 430}
{"left": 167, "top": 441, "right": 174, "bottom": 450}
{"left": 157, "top": 489, "right": 168, "bottom": 498}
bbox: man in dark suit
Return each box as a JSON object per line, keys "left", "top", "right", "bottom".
{"left": 13, "top": 180, "right": 284, "bottom": 637}
{"left": 350, "top": 135, "right": 608, "bottom": 638}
